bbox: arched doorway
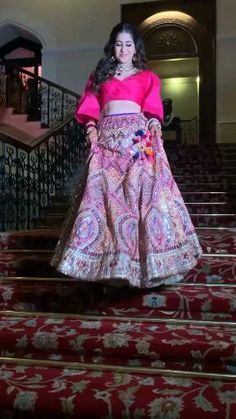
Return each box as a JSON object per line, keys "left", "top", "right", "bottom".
{"left": 0, "top": 22, "right": 42, "bottom": 76}
{"left": 0, "top": 22, "right": 43, "bottom": 116}
{"left": 140, "top": 11, "right": 200, "bottom": 144}
{"left": 122, "top": 0, "right": 216, "bottom": 144}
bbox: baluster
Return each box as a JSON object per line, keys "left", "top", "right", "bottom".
{"left": 61, "top": 91, "right": 65, "bottom": 121}
{"left": 0, "top": 143, "right": 5, "bottom": 231}
{"left": 15, "top": 148, "right": 19, "bottom": 230}
{"left": 47, "top": 85, "right": 50, "bottom": 127}
{"left": 27, "top": 153, "right": 31, "bottom": 229}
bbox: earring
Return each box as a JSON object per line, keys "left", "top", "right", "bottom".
{"left": 111, "top": 56, "right": 115, "bottom": 62}
{"left": 132, "top": 54, "right": 137, "bottom": 62}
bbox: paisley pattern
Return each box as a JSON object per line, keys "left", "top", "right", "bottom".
{"left": 52, "top": 113, "right": 202, "bottom": 287}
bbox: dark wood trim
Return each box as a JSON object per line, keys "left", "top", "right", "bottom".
{"left": 2, "top": 60, "right": 80, "bottom": 99}
{"left": 0, "top": 115, "right": 75, "bottom": 152}
{"left": 0, "top": 37, "right": 41, "bottom": 56}
{"left": 0, "top": 37, "right": 42, "bottom": 71}
{"left": 4, "top": 58, "right": 40, "bottom": 68}
{"left": 122, "top": 0, "right": 216, "bottom": 143}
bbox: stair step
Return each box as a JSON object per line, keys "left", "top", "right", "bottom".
{"left": 185, "top": 255, "right": 236, "bottom": 284}
{"left": 91, "top": 284, "right": 236, "bottom": 321}
{"left": 0, "top": 122, "right": 49, "bottom": 144}
{"left": 175, "top": 174, "right": 236, "bottom": 179}
{"left": 4, "top": 113, "right": 28, "bottom": 123}
{"left": 0, "top": 251, "right": 57, "bottom": 277}
{"left": 0, "top": 108, "right": 50, "bottom": 143}
{"left": 0, "top": 312, "right": 235, "bottom": 375}
{"left": 182, "top": 191, "right": 236, "bottom": 203}
{"left": 1, "top": 280, "right": 236, "bottom": 321}
{"left": 179, "top": 183, "right": 236, "bottom": 192}
{"left": 171, "top": 165, "right": 236, "bottom": 172}
{"left": 198, "top": 229, "right": 236, "bottom": 254}
{"left": 171, "top": 160, "right": 236, "bottom": 167}
{"left": 0, "top": 229, "right": 59, "bottom": 250}
{"left": 0, "top": 123, "right": 34, "bottom": 143}
{"left": 0, "top": 361, "right": 235, "bottom": 418}
{"left": 46, "top": 202, "right": 70, "bottom": 214}
{"left": 37, "top": 214, "right": 65, "bottom": 227}
{"left": 191, "top": 214, "right": 236, "bottom": 228}
{"left": 187, "top": 203, "right": 234, "bottom": 214}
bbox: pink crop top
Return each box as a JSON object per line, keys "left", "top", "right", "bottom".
{"left": 75, "top": 69, "right": 163, "bottom": 125}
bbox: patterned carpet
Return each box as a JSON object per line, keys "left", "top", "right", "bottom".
{"left": 0, "top": 143, "right": 235, "bottom": 418}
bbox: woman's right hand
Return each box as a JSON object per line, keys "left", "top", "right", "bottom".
{"left": 87, "top": 127, "right": 98, "bottom": 144}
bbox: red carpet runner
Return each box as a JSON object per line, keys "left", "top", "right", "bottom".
{"left": 0, "top": 143, "right": 236, "bottom": 418}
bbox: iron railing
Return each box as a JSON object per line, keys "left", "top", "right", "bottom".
{"left": 0, "top": 61, "right": 79, "bottom": 128}
{"left": 180, "top": 117, "right": 199, "bottom": 144}
{"left": 0, "top": 118, "right": 88, "bottom": 231}
{"left": 162, "top": 117, "right": 199, "bottom": 145}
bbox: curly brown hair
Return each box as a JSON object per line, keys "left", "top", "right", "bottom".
{"left": 93, "top": 22, "right": 147, "bottom": 91}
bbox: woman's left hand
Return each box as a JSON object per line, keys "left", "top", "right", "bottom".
{"left": 150, "top": 124, "right": 162, "bottom": 139}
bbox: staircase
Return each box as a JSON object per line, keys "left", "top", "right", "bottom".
{"left": 0, "top": 61, "right": 79, "bottom": 147}
{"left": 0, "top": 107, "right": 50, "bottom": 145}
{"left": 0, "top": 143, "right": 236, "bottom": 418}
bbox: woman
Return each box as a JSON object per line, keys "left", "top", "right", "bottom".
{"left": 51, "top": 22, "right": 202, "bottom": 288}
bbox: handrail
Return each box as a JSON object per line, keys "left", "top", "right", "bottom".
{"left": 0, "top": 61, "right": 87, "bottom": 232}
{"left": 0, "top": 117, "right": 88, "bottom": 232}
{"left": 0, "top": 59, "right": 80, "bottom": 99}
{"left": 162, "top": 116, "right": 198, "bottom": 144}
{"left": 180, "top": 116, "right": 198, "bottom": 123}
{"left": 32, "top": 114, "right": 77, "bottom": 148}
{"left": 0, "top": 60, "right": 80, "bottom": 128}
{"left": 0, "top": 114, "right": 76, "bottom": 151}
{"left": 0, "top": 129, "right": 27, "bottom": 150}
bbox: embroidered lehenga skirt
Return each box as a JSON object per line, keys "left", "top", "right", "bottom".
{"left": 51, "top": 113, "right": 202, "bottom": 288}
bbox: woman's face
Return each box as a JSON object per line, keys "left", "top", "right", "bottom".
{"left": 114, "top": 31, "right": 136, "bottom": 64}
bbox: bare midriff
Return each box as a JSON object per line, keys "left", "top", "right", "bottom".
{"left": 103, "top": 100, "right": 141, "bottom": 116}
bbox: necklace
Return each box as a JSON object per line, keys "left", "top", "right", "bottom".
{"left": 115, "top": 62, "right": 135, "bottom": 76}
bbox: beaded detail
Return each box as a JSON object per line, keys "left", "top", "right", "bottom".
{"left": 115, "top": 62, "right": 135, "bottom": 76}
{"left": 52, "top": 113, "right": 202, "bottom": 288}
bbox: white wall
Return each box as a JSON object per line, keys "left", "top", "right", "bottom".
{"left": 0, "top": 0, "right": 120, "bottom": 91}
{"left": 0, "top": 0, "right": 235, "bottom": 141}
{"left": 161, "top": 77, "right": 198, "bottom": 121}
{"left": 150, "top": 58, "right": 199, "bottom": 121}
{"left": 216, "top": 0, "right": 236, "bottom": 142}
{"left": 42, "top": 48, "right": 102, "bottom": 92}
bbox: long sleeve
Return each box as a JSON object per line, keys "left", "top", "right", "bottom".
{"left": 75, "top": 73, "right": 101, "bottom": 125}
{"left": 142, "top": 72, "right": 163, "bottom": 122}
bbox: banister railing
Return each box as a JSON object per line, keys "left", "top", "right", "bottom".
{"left": 0, "top": 60, "right": 80, "bottom": 128}
{"left": 162, "top": 117, "right": 199, "bottom": 145}
{"left": 0, "top": 117, "right": 88, "bottom": 232}
{"left": 180, "top": 117, "right": 199, "bottom": 144}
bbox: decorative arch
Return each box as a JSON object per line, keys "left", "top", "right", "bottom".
{"left": 139, "top": 11, "right": 202, "bottom": 58}
{"left": 140, "top": 11, "right": 201, "bottom": 40}
{"left": 0, "top": 21, "right": 45, "bottom": 77}
{"left": 0, "top": 20, "right": 46, "bottom": 49}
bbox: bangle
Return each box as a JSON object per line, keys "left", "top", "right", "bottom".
{"left": 86, "top": 121, "right": 96, "bottom": 128}
{"left": 148, "top": 118, "right": 161, "bottom": 130}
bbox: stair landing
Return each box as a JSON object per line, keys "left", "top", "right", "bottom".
{"left": 0, "top": 107, "right": 50, "bottom": 145}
